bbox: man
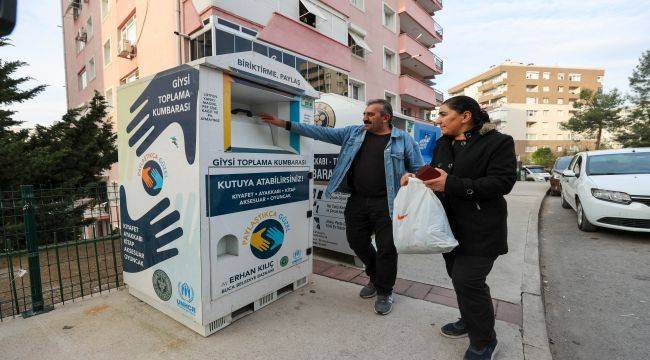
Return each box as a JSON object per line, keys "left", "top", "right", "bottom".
{"left": 260, "top": 99, "right": 423, "bottom": 315}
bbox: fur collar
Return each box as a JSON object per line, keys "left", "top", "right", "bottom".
{"left": 479, "top": 122, "right": 497, "bottom": 135}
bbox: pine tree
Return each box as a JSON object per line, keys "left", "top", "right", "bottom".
{"left": 0, "top": 37, "right": 46, "bottom": 185}
{"left": 561, "top": 88, "right": 624, "bottom": 151}
{"left": 616, "top": 50, "right": 650, "bottom": 147}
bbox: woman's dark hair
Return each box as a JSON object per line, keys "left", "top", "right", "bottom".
{"left": 442, "top": 95, "right": 490, "bottom": 125}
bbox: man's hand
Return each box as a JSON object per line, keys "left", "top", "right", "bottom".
{"left": 259, "top": 113, "right": 286, "bottom": 128}
{"left": 423, "top": 168, "right": 448, "bottom": 192}
{"left": 400, "top": 173, "right": 415, "bottom": 186}
{"left": 251, "top": 227, "right": 270, "bottom": 251}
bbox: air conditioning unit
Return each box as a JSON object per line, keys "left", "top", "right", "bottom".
{"left": 118, "top": 39, "right": 137, "bottom": 59}
{"left": 75, "top": 28, "right": 87, "bottom": 43}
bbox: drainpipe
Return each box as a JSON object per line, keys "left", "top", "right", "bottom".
{"left": 176, "top": 0, "right": 182, "bottom": 65}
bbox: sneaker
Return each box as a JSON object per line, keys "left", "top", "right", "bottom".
{"left": 463, "top": 338, "right": 499, "bottom": 360}
{"left": 374, "top": 294, "right": 394, "bottom": 315}
{"left": 359, "top": 282, "right": 377, "bottom": 299}
{"left": 440, "top": 318, "right": 468, "bottom": 339}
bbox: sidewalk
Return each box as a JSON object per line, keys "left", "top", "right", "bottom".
{"left": 0, "top": 182, "right": 550, "bottom": 360}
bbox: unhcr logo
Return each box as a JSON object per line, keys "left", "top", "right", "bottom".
{"left": 176, "top": 282, "right": 196, "bottom": 316}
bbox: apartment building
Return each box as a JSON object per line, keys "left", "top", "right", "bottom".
{"left": 61, "top": 0, "right": 444, "bottom": 127}
{"left": 448, "top": 61, "right": 604, "bottom": 160}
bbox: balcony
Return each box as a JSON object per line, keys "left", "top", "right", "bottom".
{"left": 398, "top": 0, "right": 443, "bottom": 48}
{"left": 417, "top": 0, "right": 443, "bottom": 14}
{"left": 398, "top": 34, "right": 442, "bottom": 78}
{"left": 399, "top": 75, "right": 442, "bottom": 108}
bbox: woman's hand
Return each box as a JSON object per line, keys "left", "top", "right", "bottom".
{"left": 423, "top": 168, "right": 448, "bottom": 192}
{"left": 400, "top": 173, "right": 415, "bottom": 186}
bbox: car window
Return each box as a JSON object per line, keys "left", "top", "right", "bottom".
{"left": 572, "top": 156, "right": 582, "bottom": 176}
{"left": 568, "top": 155, "right": 579, "bottom": 172}
{"left": 586, "top": 152, "right": 650, "bottom": 175}
{"left": 554, "top": 157, "right": 572, "bottom": 171}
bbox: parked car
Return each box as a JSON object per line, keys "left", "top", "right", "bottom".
{"left": 560, "top": 148, "right": 650, "bottom": 232}
{"left": 522, "top": 165, "right": 551, "bottom": 182}
{"left": 550, "top": 156, "right": 573, "bottom": 196}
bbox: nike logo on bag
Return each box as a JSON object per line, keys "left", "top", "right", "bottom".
{"left": 397, "top": 214, "right": 408, "bottom": 220}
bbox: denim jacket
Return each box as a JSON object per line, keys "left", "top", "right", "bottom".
{"left": 290, "top": 123, "right": 424, "bottom": 215}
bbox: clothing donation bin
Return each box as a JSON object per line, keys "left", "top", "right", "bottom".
{"left": 117, "top": 51, "right": 319, "bottom": 336}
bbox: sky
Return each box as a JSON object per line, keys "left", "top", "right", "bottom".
{"left": 2, "top": 0, "right": 650, "bottom": 128}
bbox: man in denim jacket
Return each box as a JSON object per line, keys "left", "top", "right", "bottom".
{"left": 261, "top": 99, "right": 423, "bottom": 315}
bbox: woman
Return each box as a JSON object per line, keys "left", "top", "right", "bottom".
{"left": 401, "top": 96, "right": 516, "bottom": 360}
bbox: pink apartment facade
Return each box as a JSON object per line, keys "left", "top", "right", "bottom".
{"left": 61, "top": 0, "right": 444, "bottom": 124}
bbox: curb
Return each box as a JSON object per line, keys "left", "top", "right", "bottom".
{"left": 521, "top": 188, "right": 553, "bottom": 360}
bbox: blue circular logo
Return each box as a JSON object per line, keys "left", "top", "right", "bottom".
{"left": 250, "top": 219, "right": 285, "bottom": 259}
{"left": 141, "top": 160, "right": 164, "bottom": 196}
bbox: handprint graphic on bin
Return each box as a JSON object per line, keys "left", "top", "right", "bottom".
{"left": 250, "top": 219, "right": 285, "bottom": 260}
{"left": 120, "top": 186, "right": 183, "bottom": 272}
{"left": 127, "top": 66, "right": 198, "bottom": 164}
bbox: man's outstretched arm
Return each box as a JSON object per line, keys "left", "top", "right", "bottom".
{"left": 259, "top": 113, "right": 351, "bottom": 146}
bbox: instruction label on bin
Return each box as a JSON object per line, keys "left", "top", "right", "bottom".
{"left": 206, "top": 171, "right": 309, "bottom": 216}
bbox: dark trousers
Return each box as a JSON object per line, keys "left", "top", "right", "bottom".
{"left": 344, "top": 194, "right": 397, "bottom": 295}
{"left": 443, "top": 252, "right": 497, "bottom": 349}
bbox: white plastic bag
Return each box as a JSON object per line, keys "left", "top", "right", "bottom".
{"left": 393, "top": 178, "right": 458, "bottom": 254}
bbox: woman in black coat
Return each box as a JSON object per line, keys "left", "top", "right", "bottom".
{"left": 401, "top": 96, "right": 517, "bottom": 360}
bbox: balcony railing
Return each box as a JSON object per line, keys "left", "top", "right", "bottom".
{"left": 399, "top": 74, "right": 442, "bottom": 107}
{"left": 433, "top": 19, "right": 443, "bottom": 38}
{"left": 433, "top": 53, "right": 444, "bottom": 72}
{"left": 398, "top": 33, "right": 443, "bottom": 76}
{"left": 398, "top": 0, "right": 443, "bottom": 47}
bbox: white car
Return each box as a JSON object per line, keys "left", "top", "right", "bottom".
{"left": 560, "top": 148, "right": 650, "bottom": 232}
{"left": 523, "top": 165, "right": 551, "bottom": 182}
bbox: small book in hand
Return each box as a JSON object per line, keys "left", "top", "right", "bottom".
{"left": 415, "top": 165, "right": 441, "bottom": 181}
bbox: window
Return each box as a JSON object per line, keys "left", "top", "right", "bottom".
{"left": 120, "top": 15, "right": 137, "bottom": 49}
{"left": 350, "top": 0, "right": 364, "bottom": 10}
{"left": 86, "top": 17, "right": 93, "bottom": 40}
{"left": 526, "top": 97, "right": 538, "bottom": 104}
{"left": 348, "top": 78, "right": 366, "bottom": 101}
{"left": 526, "top": 85, "right": 539, "bottom": 93}
{"left": 382, "top": 3, "right": 396, "bottom": 32}
{"left": 525, "top": 71, "right": 539, "bottom": 79}
{"left": 190, "top": 30, "right": 213, "bottom": 61}
{"left": 597, "top": 75, "right": 604, "bottom": 84}
{"left": 558, "top": 86, "right": 564, "bottom": 93}
{"left": 298, "top": 1, "right": 318, "bottom": 28}
{"left": 385, "top": 91, "right": 396, "bottom": 109}
{"left": 558, "top": 110, "right": 564, "bottom": 117}
{"left": 557, "top": 72, "right": 565, "bottom": 80}
{"left": 543, "top": 98, "right": 549, "bottom": 104}
{"left": 526, "top": 146, "right": 538, "bottom": 153}
{"left": 557, "top": 98, "right": 564, "bottom": 104}
{"left": 348, "top": 29, "right": 370, "bottom": 59}
{"left": 383, "top": 47, "right": 396, "bottom": 73}
{"left": 543, "top": 110, "right": 549, "bottom": 117}
{"left": 569, "top": 86, "right": 580, "bottom": 95}
{"left": 526, "top": 134, "right": 537, "bottom": 140}
{"left": 569, "top": 73, "right": 582, "bottom": 81}
{"left": 527, "top": 110, "right": 537, "bottom": 117}
{"left": 557, "top": 146, "right": 563, "bottom": 152}
{"left": 120, "top": 70, "right": 139, "bottom": 85}
{"left": 543, "top": 86, "right": 549, "bottom": 92}
{"left": 101, "top": 0, "right": 109, "bottom": 18}
{"left": 78, "top": 68, "right": 87, "bottom": 90}
{"left": 105, "top": 88, "right": 113, "bottom": 109}
{"left": 543, "top": 72, "right": 550, "bottom": 80}
{"left": 88, "top": 57, "right": 95, "bottom": 80}
{"left": 103, "top": 39, "right": 111, "bottom": 65}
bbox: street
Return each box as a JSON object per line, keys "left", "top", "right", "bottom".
{"left": 539, "top": 195, "right": 650, "bottom": 360}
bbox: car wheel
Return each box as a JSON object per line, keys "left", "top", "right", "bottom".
{"left": 576, "top": 199, "right": 597, "bottom": 232}
{"left": 561, "top": 193, "right": 571, "bottom": 209}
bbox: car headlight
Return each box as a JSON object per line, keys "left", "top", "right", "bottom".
{"left": 591, "top": 188, "right": 632, "bottom": 204}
